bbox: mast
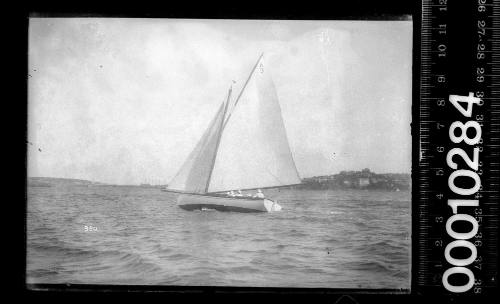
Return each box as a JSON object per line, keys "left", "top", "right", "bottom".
{"left": 204, "top": 86, "right": 232, "bottom": 192}
{"left": 169, "top": 52, "right": 301, "bottom": 194}
{"left": 223, "top": 53, "right": 264, "bottom": 129}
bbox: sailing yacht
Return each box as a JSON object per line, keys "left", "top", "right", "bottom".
{"left": 163, "top": 53, "right": 301, "bottom": 212}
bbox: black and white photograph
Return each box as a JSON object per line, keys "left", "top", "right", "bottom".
{"left": 27, "top": 18, "right": 412, "bottom": 289}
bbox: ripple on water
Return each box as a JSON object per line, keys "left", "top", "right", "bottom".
{"left": 27, "top": 187, "right": 410, "bottom": 288}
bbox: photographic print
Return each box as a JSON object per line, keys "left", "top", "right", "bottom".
{"left": 27, "top": 18, "right": 412, "bottom": 289}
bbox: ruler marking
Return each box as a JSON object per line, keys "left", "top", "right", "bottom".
{"left": 417, "top": 0, "right": 499, "bottom": 295}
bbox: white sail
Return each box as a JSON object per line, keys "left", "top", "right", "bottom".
{"left": 207, "top": 55, "right": 301, "bottom": 193}
{"left": 167, "top": 100, "right": 227, "bottom": 193}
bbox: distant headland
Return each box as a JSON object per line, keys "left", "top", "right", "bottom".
{"left": 297, "top": 168, "right": 410, "bottom": 191}
{"left": 27, "top": 177, "right": 107, "bottom": 188}
{"left": 27, "top": 177, "right": 164, "bottom": 188}
{"left": 28, "top": 168, "right": 410, "bottom": 191}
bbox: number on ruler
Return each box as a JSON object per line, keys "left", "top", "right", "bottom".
{"left": 449, "top": 92, "right": 481, "bottom": 117}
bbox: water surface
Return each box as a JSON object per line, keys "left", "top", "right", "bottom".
{"left": 27, "top": 185, "right": 410, "bottom": 289}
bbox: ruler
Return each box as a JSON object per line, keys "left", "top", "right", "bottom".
{"left": 415, "top": 0, "right": 499, "bottom": 295}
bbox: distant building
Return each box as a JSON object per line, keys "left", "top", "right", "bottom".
{"left": 299, "top": 169, "right": 410, "bottom": 191}
{"left": 358, "top": 177, "right": 370, "bottom": 187}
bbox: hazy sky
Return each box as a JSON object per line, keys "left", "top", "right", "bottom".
{"left": 28, "top": 18, "right": 412, "bottom": 185}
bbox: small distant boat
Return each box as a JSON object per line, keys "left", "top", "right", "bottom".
{"left": 163, "top": 53, "right": 301, "bottom": 212}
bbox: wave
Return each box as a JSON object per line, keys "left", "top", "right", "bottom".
{"left": 165, "top": 253, "right": 192, "bottom": 261}
{"left": 227, "top": 265, "right": 260, "bottom": 274}
{"left": 353, "top": 220, "right": 370, "bottom": 229}
{"left": 302, "top": 267, "right": 328, "bottom": 275}
{"left": 159, "top": 275, "right": 183, "bottom": 285}
{"left": 238, "top": 249, "right": 269, "bottom": 255}
{"left": 361, "top": 239, "right": 407, "bottom": 254}
{"left": 116, "top": 255, "right": 163, "bottom": 274}
{"left": 29, "top": 243, "right": 98, "bottom": 259}
{"left": 27, "top": 186, "right": 410, "bottom": 286}
{"left": 286, "top": 229, "right": 309, "bottom": 238}
{"left": 252, "top": 237, "right": 275, "bottom": 242}
{"left": 328, "top": 211, "right": 345, "bottom": 215}
{"left": 274, "top": 244, "right": 287, "bottom": 250}
{"left": 29, "top": 242, "right": 165, "bottom": 278}
{"left": 28, "top": 268, "right": 60, "bottom": 278}
{"left": 342, "top": 260, "right": 393, "bottom": 273}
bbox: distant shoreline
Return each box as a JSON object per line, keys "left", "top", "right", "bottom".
{"left": 297, "top": 169, "right": 410, "bottom": 191}
{"left": 28, "top": 169, "right": 410, "bottom": 192}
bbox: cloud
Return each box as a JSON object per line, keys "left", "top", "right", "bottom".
{"left": 28, "top": 19, "right": 412, "bottom": 184}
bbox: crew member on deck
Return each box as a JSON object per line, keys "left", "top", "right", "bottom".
{"left": 236, "top": 190, "right": 243, "bottom": 197}
{"left": 255, "top": 189, "right": 265, "bottom": 199}
{"left": 229, "top": 190, "right": 235, "bottom": 197}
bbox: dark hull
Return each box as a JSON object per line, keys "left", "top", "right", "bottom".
{"left": 178, "top": 203, "right": 265, "bottom": 213}
{"left": 176, "top": 193, "right": 282, "bottom": 213}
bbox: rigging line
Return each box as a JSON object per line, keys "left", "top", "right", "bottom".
{"left": 166, "top": 100, "right": 225, "bottom": 190}
{"left": 240, "top": 148, "right": 287, "bottom": 187}
{"left": 205, "top": 86, "right": 232, "bottom": 193}
{"left": 204, "top": 132, "right": 278, "bottom": 193}
{"left": 222, "top": 52, "right": 264, "bottom": 130}
{"left": 219, "top": 146, "right": 289, "bottom": 193}
{"left": 263, "top": 164, "right": 286, "bottom": 186}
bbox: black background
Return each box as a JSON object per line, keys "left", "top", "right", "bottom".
{"left": 11, "top": 0, "right": 498, "bottom": 303}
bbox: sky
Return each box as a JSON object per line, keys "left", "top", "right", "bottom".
{"left": 28, "top": 18, "right": 412, "bottom": 185}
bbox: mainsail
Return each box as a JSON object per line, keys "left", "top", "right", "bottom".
{"left": 207, "top": 55, "right": 301, "bottom": 192}
{"left": 167, "top": 54, "right": 301, "bottom": 194}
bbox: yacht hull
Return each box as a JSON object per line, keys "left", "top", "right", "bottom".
{"left": 177, "top": 193, "right": 282, "bottom": 213}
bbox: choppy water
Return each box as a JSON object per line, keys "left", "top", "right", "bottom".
{"left": 27, "top": 185, "right": 410, "bottom": 289}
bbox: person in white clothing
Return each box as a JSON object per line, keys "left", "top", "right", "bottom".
{"left": 255, "top": 189, "right": 265, "bottom": 199}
